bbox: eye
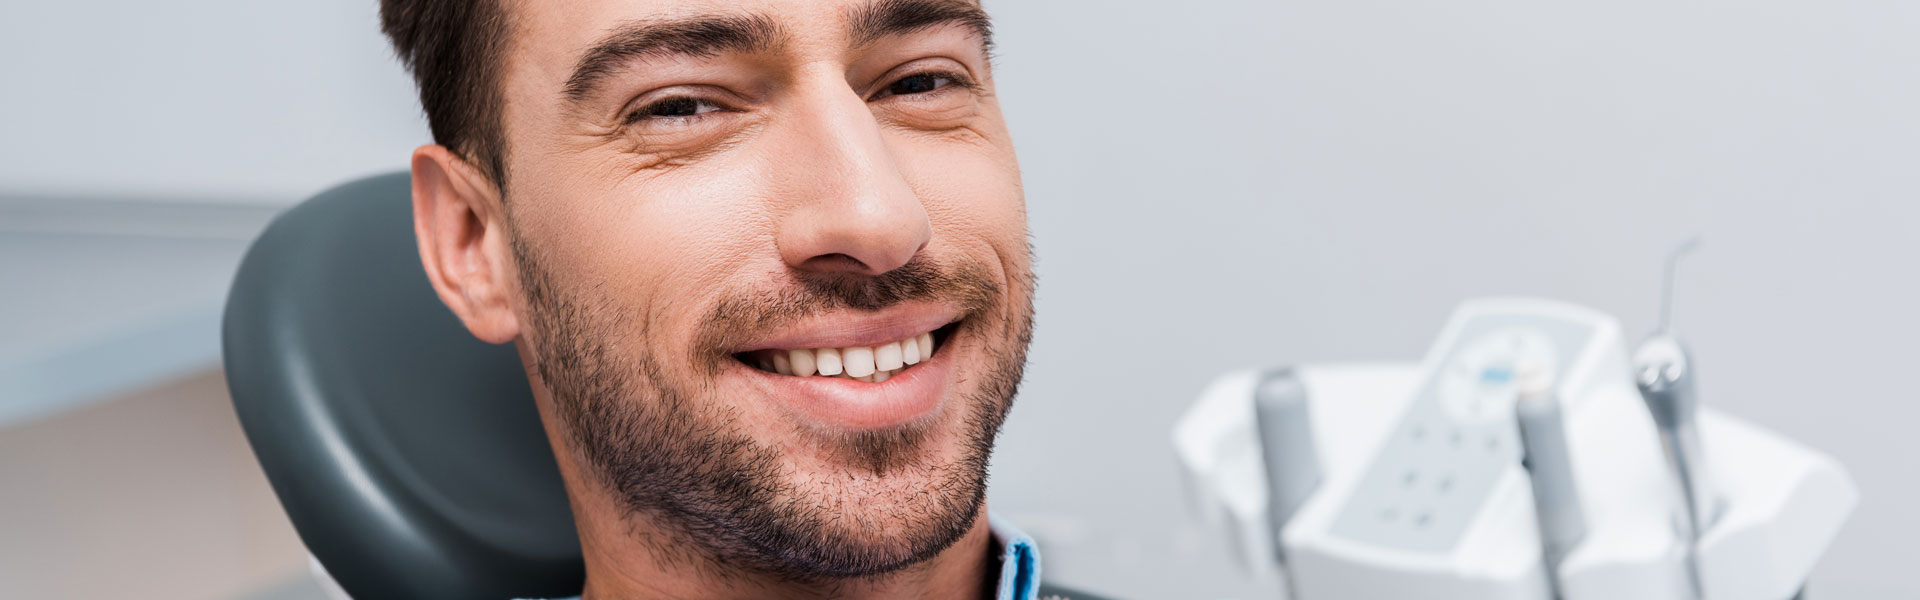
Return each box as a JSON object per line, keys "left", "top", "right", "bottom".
{"left": 625, "top": 96, "right": 724, "bottom": 124}
{"left": 872, "top": 71, "right": 968, "bottom": 100}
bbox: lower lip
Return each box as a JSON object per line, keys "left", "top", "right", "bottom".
{"left": 736, "top": 339, "right": 956, "bottom": 430}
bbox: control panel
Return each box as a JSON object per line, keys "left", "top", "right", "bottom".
{"left": 1328, "top": 313, "right": 1598, "bottom": 554}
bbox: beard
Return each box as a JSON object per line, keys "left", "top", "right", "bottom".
{"left": 515, "top": 238, "right": 1035, "bottom": 582}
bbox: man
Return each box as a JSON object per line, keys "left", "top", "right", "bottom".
{"left": 382, "top": 0, "right": 1084, "bottom": 597}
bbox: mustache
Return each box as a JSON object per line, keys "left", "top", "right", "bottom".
{"left": 694, "top": 256, "right": 1001, "bottom": 365}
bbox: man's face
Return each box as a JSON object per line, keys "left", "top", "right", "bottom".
{"left": 490, "top": 0, "right": 1031, "bottom": 580}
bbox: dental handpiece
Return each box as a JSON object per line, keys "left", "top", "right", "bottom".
{"left": 1636, "top": 334, "right": 1721, "bottom": 600}
{"left": 1635, "top": 335, "right": 1723, "bottom": 538}
{"left": 1252, "top": 367, "right": 1323, "bottom": 564}
{"left": 1514, "top": 366, "right": 1587, "bottom": 593}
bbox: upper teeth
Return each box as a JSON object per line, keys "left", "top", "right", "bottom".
{"left": 762, "top": 332, "right": 935, "bottom": 383}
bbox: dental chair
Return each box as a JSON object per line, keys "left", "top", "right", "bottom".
{"left": 222, "top": 173, "right": 1105, "bottom": 600}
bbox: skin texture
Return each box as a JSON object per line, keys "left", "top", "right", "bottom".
{"left": 406, "top": 0, "right": 1032, "bottom": 598}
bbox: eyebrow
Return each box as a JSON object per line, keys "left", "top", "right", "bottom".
{"left": 562, "top": 14, "right": 787, "bottom": 102}
{"left": 560, "top": 0, "right": 993, "bottom": 105}
{"left": 847, "top": 0, "right": 994, "bottom": 49}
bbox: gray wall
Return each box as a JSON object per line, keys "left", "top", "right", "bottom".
{"left": 4, "top": 1, "right": 1916, "bottom": 599}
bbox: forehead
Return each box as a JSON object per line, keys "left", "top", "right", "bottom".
{"left": 518, "top": 0, "right": 817, "bottom": 38}
{"left": 509, "top": 0, "right": 971, "bottom": 60}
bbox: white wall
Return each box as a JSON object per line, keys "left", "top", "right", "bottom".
{"left": 4, "top": 1, "right": 1916, "bottom": 598}
{"left": 0, "top": 0, "right": 428, "bottom": 202}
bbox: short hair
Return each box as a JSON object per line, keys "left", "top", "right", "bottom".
{"left": 379, "top": 0, "right": 512, "bottom": 186}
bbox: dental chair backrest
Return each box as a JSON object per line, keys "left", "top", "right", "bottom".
{"left": 222, "top": 172, "right": 586, "bottom": 600}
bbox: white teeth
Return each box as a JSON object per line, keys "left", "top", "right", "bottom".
{"left": 755, "top": 331, "right": 940, "bottom": 380}
{"left": 788, "top": 349, "right": 816, "bottom": 377}
{"left": 815, "top": 348, "right": 843, "bottom": 376}
{"left": 844, "top": 346, "right": 876, "bottom": 378}
{"left": 875, "top": 341, "right": 904, "bottom": 371}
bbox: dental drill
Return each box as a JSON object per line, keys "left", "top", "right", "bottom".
{"left": 1253, "top": 366, "right": 1322, "bottom": 563}
{"left": 1515, "top": 365, "right": 1587, "bottom": 599}
{"left": 1634, "top": 239, "right": 1722, "bottom": 599}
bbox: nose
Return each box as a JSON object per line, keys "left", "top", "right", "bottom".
{"left": 773, "top": 82, "right": 931, "bottom": 276}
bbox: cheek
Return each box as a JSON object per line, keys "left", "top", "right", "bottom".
{"left": 894, "top": 135, "right": 1028, "bottom": 263}
{"left": 514, "top": 158, "right": 781, "bottom": 355}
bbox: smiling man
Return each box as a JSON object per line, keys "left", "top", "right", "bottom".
{"left": 379, "top": 0, "right": 1068, "bottom": 598}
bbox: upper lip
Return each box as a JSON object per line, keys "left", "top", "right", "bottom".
{"left": 733, "top": 301, "right": 960, "bottom": 352}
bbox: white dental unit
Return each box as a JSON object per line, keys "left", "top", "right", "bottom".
{"left": 1173, "top": 249, "right": 1856, "bottom": 600}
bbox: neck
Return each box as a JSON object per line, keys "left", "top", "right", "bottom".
{"left": 573, "top": 497, "right": 998, "bottom": 600}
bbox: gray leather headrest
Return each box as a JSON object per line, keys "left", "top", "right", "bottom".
{"left": 222, "top": 172, "right": 584, "bottom": 599}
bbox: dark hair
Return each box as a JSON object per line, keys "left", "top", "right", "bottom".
{"left": 379, "top": 0, "right": 512, "bottom": 186}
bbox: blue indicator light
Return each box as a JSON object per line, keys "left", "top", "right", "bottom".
{"left": 1480, "top": 366, "right": 1514, "bottom": 384}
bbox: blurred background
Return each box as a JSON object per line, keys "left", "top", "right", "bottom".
{"left": 2, "top": 1, "right": 1915, "bottom": 598}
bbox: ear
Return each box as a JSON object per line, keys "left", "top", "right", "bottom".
{"left": 411, "top": 145, "right": 522, "bottom": 344}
